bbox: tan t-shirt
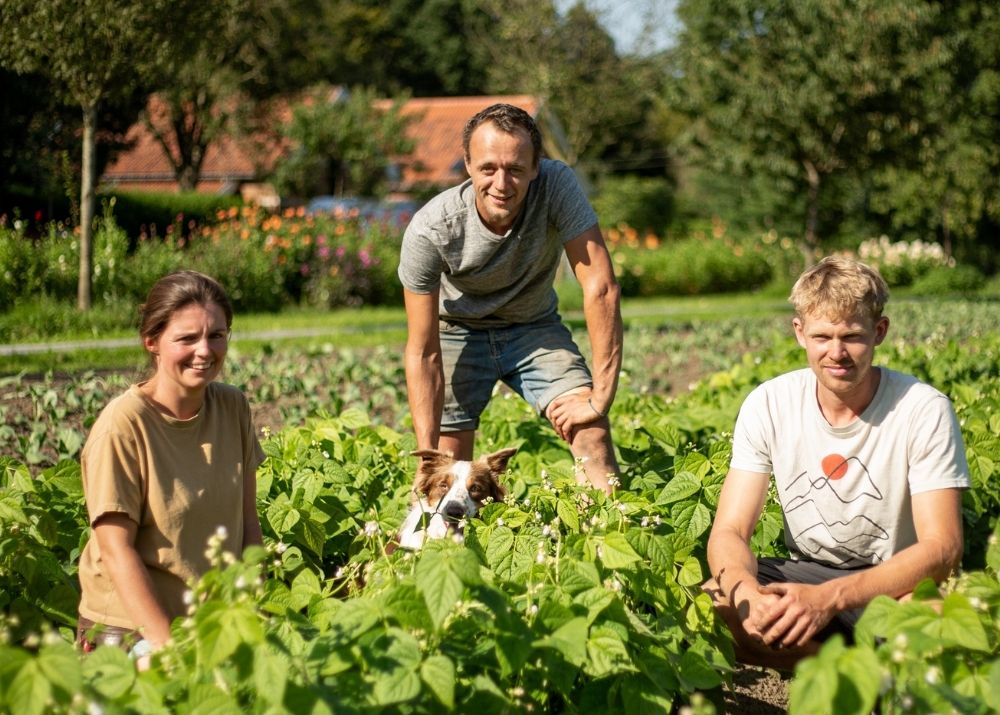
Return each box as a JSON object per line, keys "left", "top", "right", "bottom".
{"left": 77, "top": 382, "right": 265, "bottom": 628}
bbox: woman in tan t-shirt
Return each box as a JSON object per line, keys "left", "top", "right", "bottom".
{"left": 76, "top": 271, "right": 265, "bottom": 663}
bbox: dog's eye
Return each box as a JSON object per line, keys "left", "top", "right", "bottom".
{"left": 468, "top": 484, "right": 484, "bottom": 499}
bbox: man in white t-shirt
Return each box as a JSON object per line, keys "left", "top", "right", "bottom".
{"left": 398, "top": 104, "right": 622, "bottom": 492}
{"left": 705, "top": 256, "right": 970, "bottom": 669}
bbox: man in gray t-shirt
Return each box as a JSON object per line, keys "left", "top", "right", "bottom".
{"left": 704, "top": 256, "right": 969, "bottom": 670}
{"left": 398, "top": 103, "right": 622, "bottom": 492}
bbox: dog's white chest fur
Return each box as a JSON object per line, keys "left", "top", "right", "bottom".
{"left": 398, "top": 461, "right": 473, "bottom": 550}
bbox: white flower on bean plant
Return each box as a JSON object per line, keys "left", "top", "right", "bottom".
{"left": 363, "top": 521, "right": 380, "bottom": 537}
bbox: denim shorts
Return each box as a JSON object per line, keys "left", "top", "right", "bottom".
{"left": 439, "top": 316, "right": 592, "bottom": 432}
{"left": 756, "top": 557, "right": 869, "bottom": 642}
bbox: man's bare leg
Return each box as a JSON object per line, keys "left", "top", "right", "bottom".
{"left": 569, "top": 420, "right": 618, "bottom": 493}
{"left": 438, "top": 430, "right": 475, "bottom": 460}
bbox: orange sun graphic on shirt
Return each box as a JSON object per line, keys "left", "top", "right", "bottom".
{"left": 821, "top": 454, "right": 850, "bottom": 480}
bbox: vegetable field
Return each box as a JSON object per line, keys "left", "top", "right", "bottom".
{"left": 1, "top": 300, "right": 999, "bottom": 714}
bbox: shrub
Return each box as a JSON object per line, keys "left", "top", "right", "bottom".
{"left": 908, "top": 263, "right": 985, "bottom": 296}
{"left": 606, "top": 229, "right": 774, "bottom": 297}
{"left": 100, "top": 190, "right": 242, "bottom": 244}
{"left": 593, "top": 175, "right": 675, "bottom": 236}
{"left": 857, "top": 236, "right": 953, "bottom": 287}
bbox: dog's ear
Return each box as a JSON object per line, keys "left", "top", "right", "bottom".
{"left": 412, "top": 449, "right": 454, "bottom": 474}
{"left": 483, "top": 447, "right": 517, "bottom": 476}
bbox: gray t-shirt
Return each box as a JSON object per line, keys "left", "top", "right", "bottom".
{"left": 730, "top": 367, "right": 970, "bottom": 568}
{"left": 398, "top": 159, "right": 598, "bottom": 327}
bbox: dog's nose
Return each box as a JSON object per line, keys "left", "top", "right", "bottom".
{"left": 443, "top": 503, "right": 467, "bottom": 521}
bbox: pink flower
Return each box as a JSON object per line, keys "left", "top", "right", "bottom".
{"left": 318, "top": 245, "right": 330, "bottom": 259}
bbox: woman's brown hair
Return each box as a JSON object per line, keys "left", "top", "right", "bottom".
{"left": 139, "top": 271, "right": 233, "bottom": 363}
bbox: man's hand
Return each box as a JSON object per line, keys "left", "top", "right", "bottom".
{"left": 545, "top": 390, "right": 603, "bottom": 442}
{"left": 753, "top": 581, "right": 837, "bottom": 649}
{"left": 730, "top": 580, "right": 783, "bottom": 643}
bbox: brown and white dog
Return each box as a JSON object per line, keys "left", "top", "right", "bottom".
{"left": 397, "top": 447, "right": 516, "bottom": 550}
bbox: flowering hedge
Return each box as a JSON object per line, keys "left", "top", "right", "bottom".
{"left": 0, "top": 203, "right": 406, "bottom": 313}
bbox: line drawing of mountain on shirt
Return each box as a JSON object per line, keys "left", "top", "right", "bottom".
{"left": 783, "top": 453, "right": 889, "bottom": 564}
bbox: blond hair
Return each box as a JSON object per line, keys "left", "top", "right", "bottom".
{"left": 789, "top": 256, "right": 889, "bottom": 323}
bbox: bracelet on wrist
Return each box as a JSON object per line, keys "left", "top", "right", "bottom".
{"left": 587, "top": 398, "right": 607, "bottom": 418}
{"left": 128, "top": 638, "right": 153, "bottom": 660}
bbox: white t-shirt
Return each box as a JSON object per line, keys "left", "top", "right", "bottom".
{"left": 731, "top": 367, "right": 970, "bottom": 567}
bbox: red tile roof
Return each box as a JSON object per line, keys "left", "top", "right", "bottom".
{"left": 102, "top": 93, "right": 551, "bottom": 198}
{"left": 381, "top": 95, "right": 539, "bottom": 191}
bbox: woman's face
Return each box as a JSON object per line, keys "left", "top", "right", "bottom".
{"left": 144, "top": 302, "right": 228, "bottom": 396}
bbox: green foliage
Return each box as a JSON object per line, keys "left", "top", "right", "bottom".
{"left": 274, "top": 86, "right": 415, "bottom": 200}
{"left": 1, "top": 300, "right": 999, "bottom": 710}
{"left": 668, "top": 0, "right": 1000, "bottom": 260}
{"left": 594, "top": 176, "right": 675, "bottom": 236}
{"left": 909, "top": 264, "right": 986, "bottom": 297}
{"left": 101, "top": 191, "right": 242, "bottom": 243}
{"left": 790, "top": 526, "right": 1000, "bottom": 715}
{"left": 607, "top": 233, "right": 775, "bottom": 297}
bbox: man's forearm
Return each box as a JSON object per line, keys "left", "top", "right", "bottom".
{"left": 404, "top": 350, "right": 444, "bottom": 450}
{"left": 582, "top": 282, "right": 622, "bottom": 412}
{"left": 708, "top": 527, "right": 762, "bottom": 603}
{"left": 827, "top": 537, "right": 962, "bottom": 612}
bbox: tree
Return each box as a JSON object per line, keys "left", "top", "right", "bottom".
{"left": 869, "top": 2, "right": 1000, "bottom": 265}
{"left": 473, "top": 0, "right": 668, "bottom": 185}
{"left": 671, "top": 0, "right": 944, "bottom": 251}
{"left": 0, "top": 0, "right": 208, "bottom": 310}
{"left": 273, "top": 86, "right": 415, "bottom": 199}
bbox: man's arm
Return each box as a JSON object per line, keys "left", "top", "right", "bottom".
{"left": 547, "top": 225, "right": 622, "bottom": 439}
{"left": 403, "top": 288, "right": 444, "bottom": 451}
{"left": 757, "top": 487, "right": 964, "bottom": 648}
{"left": 706, "top": 468, "right": 780, "bottom": 637}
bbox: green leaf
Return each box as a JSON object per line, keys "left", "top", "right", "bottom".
{"left": 685, "top": 502, "right": 712, "bottom": 541}
{"left": 495, "top": 632, "right": 532, "bottom": 678}
{"left": 832, "top": 647, "right": 881, "bottom": 715}
{"left": 928, "top": 593, "right": 990, "bottom": 651}
{"left": 621, "top": 678, "right": 674, "bottom": 715}
{"left": 656, "top": 472, "right": 701, "bottom": 505}
{"left": 372, "top": 668, "right": 420, "bottom": 705}
{"left": 484, "top": 526, "right": 515, "bottom": 570}
{"left": 420, "top": 655, "right": 455, "bottom": 709}
{"left": 338, "top": 407, "right": 371, "bottom": 430}
{"left": 534, "top": 616, "right": 589, "bottom": 667}
{"left": 586, "top": 624, "right": 634, "bottom": 677}
{"left": 676, "top": 649, "right": 721, "bottom": 690}
{"left": 600, "top": 531, "right": 642, "bottom": 569}
{"left": 558, "top": 558, "right": 601, "bottom": 593}
{"left": 253, "top": 648, "right": 289, "bottom": 706}
{"left": 556, "top": 497, "right": 580, "bottom": 533}
{"left": 266, "top": 494, "right": 301, "bottom": 533}
{"left": 7, "top": 660, "right": 51, "bottom": 715}
{"left": 987, "top": 660, "right": 1000, "bottom": 712}
{"left": 81, "top": 645, "right": 135, "bottom": 700}
{"left": 789, "top": 639, "right": 843, "bottom": 715}
{"left": 184, "top": 683, "right": 244, "bottom": 715}
{"left": 197, "top": 603, "right": 264, "bottom": 667}
{"left": 677, "top": 556, "right": 703, "bottom": 587}
{"left": 289, "top": 566, "right": 323, "bottom": 610}
{"left": 35, "top": 641, "right": 80, "bottom": 700}
{"left": 295, "top": 515, "right": 327, "bottom": 558}
{"left": 415, "top": 547, "right": 465, "bottom": 630}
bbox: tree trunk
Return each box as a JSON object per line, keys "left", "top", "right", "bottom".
{"left": 78, "top": 102, "right": 97, "bottom": 312}
{"left": 803, "top": 159, "right": 821, "bottom": 256}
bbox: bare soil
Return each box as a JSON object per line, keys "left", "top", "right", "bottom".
{"left": 723, "top": 666, "right": 791, "bottom": 713}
